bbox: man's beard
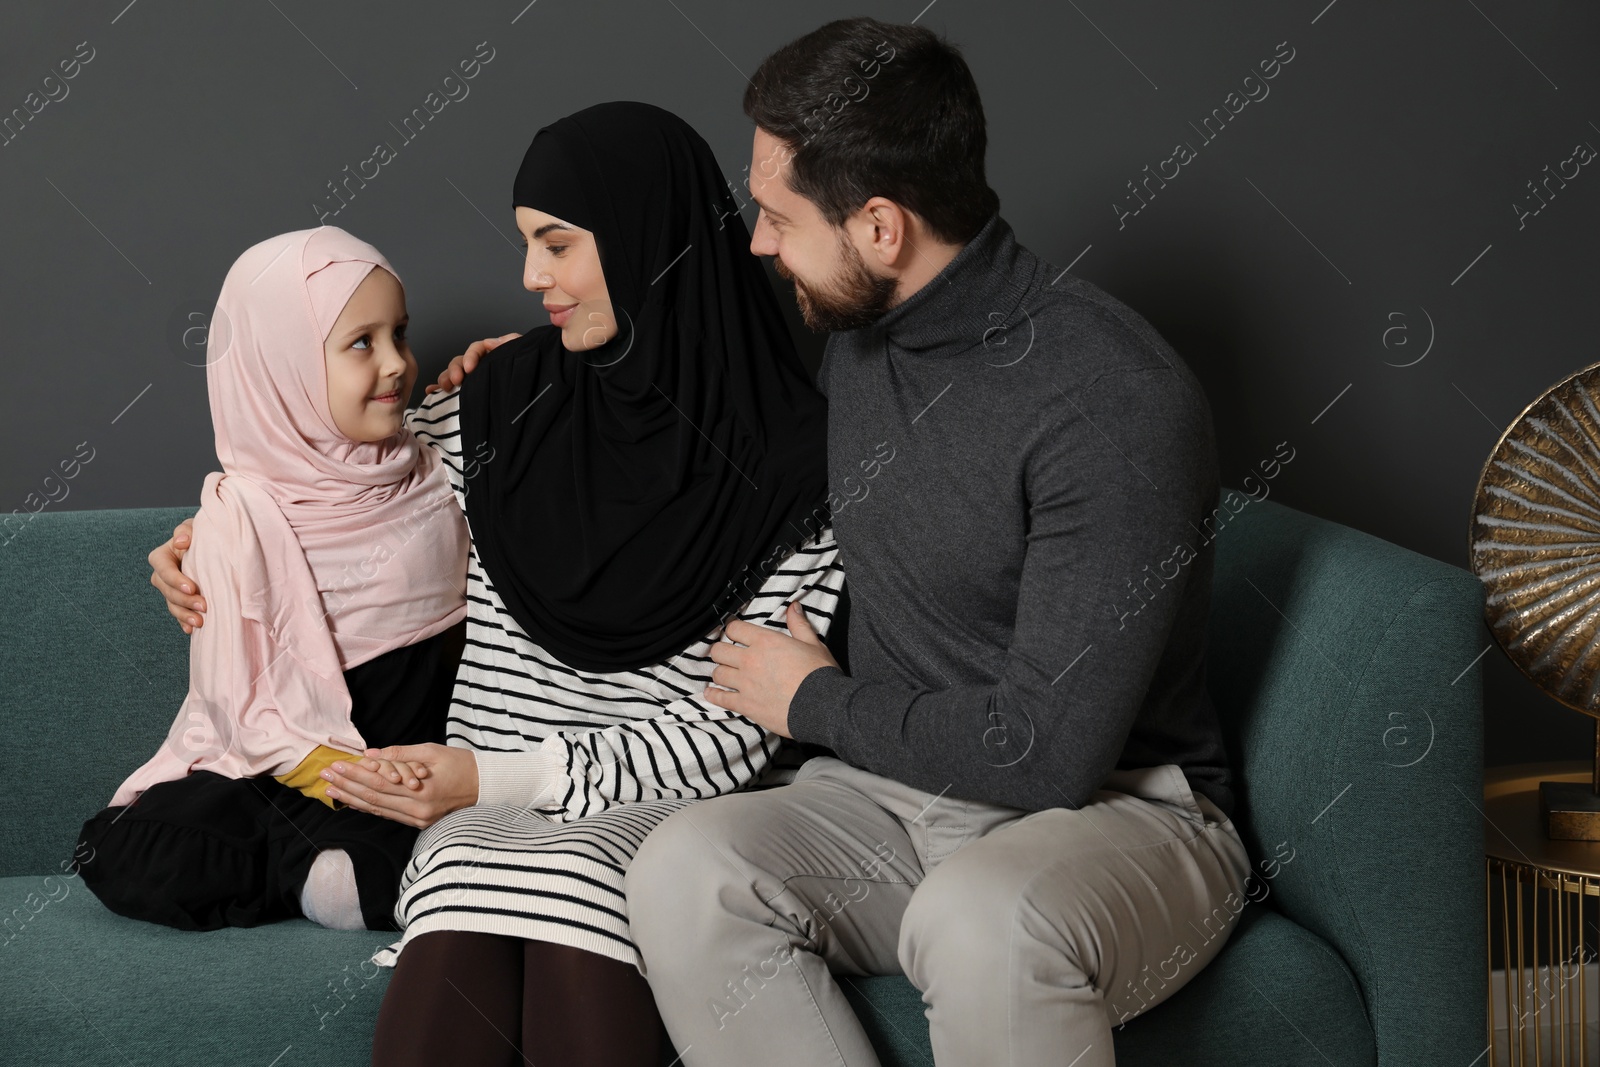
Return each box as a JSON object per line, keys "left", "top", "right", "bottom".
{"left": 774, "top": 234, "right": 898, "bottom": 333}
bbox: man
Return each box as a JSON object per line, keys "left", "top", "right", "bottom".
{"left": 623, "top": 17, "right": 1252, "bottom": 1067}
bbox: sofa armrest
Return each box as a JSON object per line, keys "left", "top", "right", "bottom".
{"left": 1207, "top": 494, "right": 1485, "bottom": 1067}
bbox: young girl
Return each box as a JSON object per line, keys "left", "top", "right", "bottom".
{"left": 78, "top": 226, "right": 471, "bottom": 932}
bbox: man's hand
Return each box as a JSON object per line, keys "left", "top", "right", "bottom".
{"left": 425, "top": 333, "right": 522, "bottom": 394}
{"left": 704, "top": 603, "right": 840, "bottom": 738}
{"left": 322, "top": 743, "right": 478, "bottom": 829}
{"left": 150, "top": 516, "right": 205, "bottom": 633}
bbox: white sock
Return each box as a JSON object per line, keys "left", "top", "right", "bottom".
{"left": 298, "top": 849, "right": 366, "bottom": 930}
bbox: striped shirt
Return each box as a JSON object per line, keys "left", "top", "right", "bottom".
{"left": 404, "top": 383, "right": 844, "bottom": 816}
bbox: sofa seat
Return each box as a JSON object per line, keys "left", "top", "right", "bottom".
{"left": 3, "top": 873, "right": 388, "bottom": 1066}
{"left": 5, "top": 870, "right": 1375, "bottom": 1067}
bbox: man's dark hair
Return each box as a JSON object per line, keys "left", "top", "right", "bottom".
{"left": 744, "top": 17, "right": 999, "bottom": 245}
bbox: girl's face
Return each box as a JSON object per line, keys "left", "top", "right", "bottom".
{"left": 323, "top": 267, "right": 416, "bottom": 442}
{"left": 515, "top": 206, "right": 618, "bottom": 351}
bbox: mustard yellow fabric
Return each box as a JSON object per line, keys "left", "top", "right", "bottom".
{"left": 274, "top": 745, "right": 359, "bottom": 809}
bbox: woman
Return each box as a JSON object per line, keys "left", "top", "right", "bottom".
{"left": 147, "top": 101, "right": 845, "bottom": 1066}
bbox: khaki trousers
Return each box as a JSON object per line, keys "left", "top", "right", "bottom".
{"left": 626, "top": 755, "right": 1253, "bottom": 1066}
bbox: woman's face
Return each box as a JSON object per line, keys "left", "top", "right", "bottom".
{"left": 515, "top": 206, "right": 618, "bottom": 351}
{"left": 323, "top": 267, "right": 416, "bottom": 442}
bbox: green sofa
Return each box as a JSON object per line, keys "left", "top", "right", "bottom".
{"left": 2, "top": 493, "right": 1485, "bottom": 1065}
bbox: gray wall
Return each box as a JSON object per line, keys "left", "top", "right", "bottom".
{"left": 3, "top": 1, "right": 1596, "bottom": 768}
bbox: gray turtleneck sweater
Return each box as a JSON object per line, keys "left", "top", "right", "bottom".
{"left": 787, "top": 213, "right": 1234, "bottom": 818}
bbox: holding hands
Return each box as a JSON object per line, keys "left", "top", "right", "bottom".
{"left": 361, "top": 756, "right": 430, "bottom": 790}
{"left": 322, "top": 743, "right": 480, "bottom": 830}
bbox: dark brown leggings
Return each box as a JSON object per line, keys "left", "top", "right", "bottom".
{"left": 371, "top": 930, "right": 669, "bottom": 1067}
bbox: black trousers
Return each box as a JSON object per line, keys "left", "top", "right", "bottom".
{"left": 78, "top": 769, "right": 420, "bottom": 931}
{"left": 78, "top": 619, "right": 466, "bottom": 932}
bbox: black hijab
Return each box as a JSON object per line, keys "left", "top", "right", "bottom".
{"left": 458, "top": 101, "right": 831, "bottom": 673}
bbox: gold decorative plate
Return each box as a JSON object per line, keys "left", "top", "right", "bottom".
{"left": 1470, "top": 360, "right": 1600, "bottom": 717}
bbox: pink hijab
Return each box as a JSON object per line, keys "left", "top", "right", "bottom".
{"left": 111, "top": 227, "right": 470, "bottom": 807}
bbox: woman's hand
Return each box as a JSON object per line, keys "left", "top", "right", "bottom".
{"left": 425, "top": 333, "right": 522, "bottom": 394}
{"left": 322, "top": 743, "right": 479, "bottom": 829}
{"left": 150, "top": 516, "right": 206, "bottom": 633}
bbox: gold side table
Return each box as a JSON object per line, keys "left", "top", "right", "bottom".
{"left": 1486, "top": 762, "right": 1600, "bottom": 1065}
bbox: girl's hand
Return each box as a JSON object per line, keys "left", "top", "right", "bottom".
{"left": 357, "top": 756, "right": 430, "bottom": 791}
{"left": 425, "top": 333, "right": 521, "bottom": 394}
{"left": 322, "top": 743, "right": 479, "bottom": 829}
{"left": 149, "top": 516, "right": 206, "bottom": 633}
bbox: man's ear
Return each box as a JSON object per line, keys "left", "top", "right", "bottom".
{"left": 862, "top": 197, "right": 910, "bottom": 270}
